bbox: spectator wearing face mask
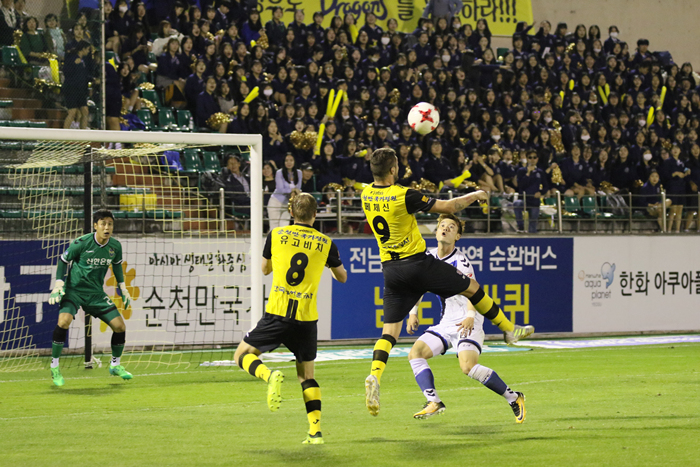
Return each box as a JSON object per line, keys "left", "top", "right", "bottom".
{"left": 603, "top": 25, "right": 620, "bottom": 54}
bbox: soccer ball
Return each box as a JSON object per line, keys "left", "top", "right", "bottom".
{"left": 407, "top": 102, "right": 440, "bottom": 135}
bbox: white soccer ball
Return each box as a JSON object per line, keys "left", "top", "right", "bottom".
{"left": 407, "top": 102, "right": 440, "bottom": 135}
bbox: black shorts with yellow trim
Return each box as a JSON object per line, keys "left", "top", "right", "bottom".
{"left": 382, "top": 252, "right": 472, "bottom": 324}
{"left": 243, "top": 313, "right": 318, "bottom": 362}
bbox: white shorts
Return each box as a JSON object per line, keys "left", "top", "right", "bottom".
{"left": 418, "top": 321, "right": 485, "bottom": 356}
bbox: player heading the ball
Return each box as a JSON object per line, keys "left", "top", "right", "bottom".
{"left": 407, "top": 214, "right": 527, "bottom": 423}
{"left": 48, "top": 210, "right": 133, "bottom": 386}
{"left": 361, "top": 148, "right": 534, "bottom": 417}
{"left": 233, "top": 193, "right": 347, "bottom": 445}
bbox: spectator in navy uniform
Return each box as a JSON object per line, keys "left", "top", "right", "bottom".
{"left": 413, "top": 31, "right": 433, "bottom": 66}
{"left": 514, "top": 150, "right": 545, "bottom": 233}
{"left": 661, "top": 144, "right": 689, "bottom": 233}
{"left": 62, "top": 41, "right": 93, "bottom": 129}
{"left": 196, "top": 76, "right": 222, "bottom": 129}
{"left": 265, "top": 6, "right": 285, "bottom": 48}
{"left": 424, "top": 140, "right": 458, "bottom": 188}
{"left": 639, "top": 170, "right": 669, "bottom": 231}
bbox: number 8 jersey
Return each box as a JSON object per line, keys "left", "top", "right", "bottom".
{"left": 263, "top": 223, "right": 342, "bottom": 322}
{"left": 362, "top": 184, "right": 436, "bottom": 262}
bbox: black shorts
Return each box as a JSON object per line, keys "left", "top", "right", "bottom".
{"left": 243, "top": 313, "right": 318, "bottom": 362}
{"left": 382, "top": 253, "right": 472, "bottom": 324}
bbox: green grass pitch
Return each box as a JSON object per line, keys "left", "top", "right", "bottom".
{"left": 1, "top": 343, "right": 698, "bottom": 467}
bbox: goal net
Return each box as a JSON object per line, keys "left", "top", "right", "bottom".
{"left": 0, "top": 128, "right": 263, "bottom": 372}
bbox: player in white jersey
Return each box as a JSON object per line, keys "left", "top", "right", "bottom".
{"left": 406, "top": 213, "right": 529, "bottom": 423}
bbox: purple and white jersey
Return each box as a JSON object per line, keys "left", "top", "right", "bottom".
{"left": 427, "top": 247, "right": 483, "bottom": 329}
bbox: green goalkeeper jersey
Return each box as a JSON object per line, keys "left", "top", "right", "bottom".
{"left": 60, "top": 233, "right": 123, "bottom": 295}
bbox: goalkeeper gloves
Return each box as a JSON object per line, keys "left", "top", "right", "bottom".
{"left": 48, "top": 280, "right": 65, "bottom": 305}
{"left": 118, "top": 282, "right": 131, "bottom": 310}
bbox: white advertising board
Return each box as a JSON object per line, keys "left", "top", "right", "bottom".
{"left": 573, "top": 237, "right": 700, "bottom": 333}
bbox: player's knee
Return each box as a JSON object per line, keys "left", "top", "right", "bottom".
{"left": 111, "top": 321, "right": 126, "bottom": 333}
{"left": 460, "top": 360, "right": 475, "bottom": 375}
{"left": 57, "top": 314, "right": 72, "bottom": 328}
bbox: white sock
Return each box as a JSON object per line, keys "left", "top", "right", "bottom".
{"left": 111, "top": 357, "right": 120, "bottom": 366}
{"left": 51, "top": 358, "right": 59, "bottom": 368}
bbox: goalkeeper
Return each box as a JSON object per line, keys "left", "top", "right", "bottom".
{"left": 48, "top": 210, "right": 133, "bottom": 386}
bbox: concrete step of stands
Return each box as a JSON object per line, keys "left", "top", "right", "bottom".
{"left": 11, "top": 98, "right": 42, "bottom": 110}
{"left": 0, "top": 78, "right": 10, "bottom": 87}
{"left": 112, "top": 173, "right": 175, "bottom": 187}
{"left": 0, "top": 87, "right": 34, "bottom": 99}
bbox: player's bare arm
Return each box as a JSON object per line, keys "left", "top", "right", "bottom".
{"left": 330, "top": 264, "right": 347, "bottom": 283}
{"left": 406, "top": 298, "right": 423, "bottom": 335}
{"left": 429, "top": 190, "right": 489, "bottom": 214}
{"left": 262, "top": 257, "right": 273, "bottom": 275}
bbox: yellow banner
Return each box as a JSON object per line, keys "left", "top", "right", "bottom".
{"left": 258, "top": 0, "right": 532, "bottom": 37}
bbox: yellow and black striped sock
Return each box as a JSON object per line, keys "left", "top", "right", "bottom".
{"left": 301, "top": 379, "right": 322, "bottom": 436}
{"left": 238, "top": 353, "right": 272, "bottom": 382}
{"left": 469, "top": 288, "right": 515, "bottom": 332}
{"left": 370, "top": 334, "right": 396, "bottom": 384}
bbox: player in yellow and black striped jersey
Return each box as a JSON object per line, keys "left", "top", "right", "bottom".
{"left": 233, "top": 193, "right": 347, "bottom": 445}
{"left": 362, "top": 148, "right": 535, "bottom": 417}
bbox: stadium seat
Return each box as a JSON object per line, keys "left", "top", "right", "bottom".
{"left": 581, "top": 196, "right": 597, "bottom": 215}
{"left": 201, "top": 151, "right": 220, "bottom": 172}
{"left": 156, "top": 108, "right": 177, "bottom": 131}
{"left": 564, "top": 196, "right": 580, "bottom": 217}
{"left": 181, "top": 148, "right": 202, "bottom": 174}
{"left": 1, "top": 46, "right": 21, "bottom": 67}
{"left": 141, "top": 89, "right": 164, "bottom": 109}
{"left": 136, "top": 109, "right": 153, "bottom": 131}
{"left": 176, "top": 110, "right": 195, "bottom": 132}
{"left": 496, "top": 47, "right": 510, "bottom": 59}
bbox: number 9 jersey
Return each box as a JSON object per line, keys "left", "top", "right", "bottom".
{"left": 362, "top": 184, "right": 436, "bottom": 262}
{"left": 263, "top": 224, "right": 343, "bottom": 322}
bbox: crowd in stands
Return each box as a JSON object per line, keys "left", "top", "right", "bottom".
{"left": 1, "top": 0, "right": 700, "bottom": 232}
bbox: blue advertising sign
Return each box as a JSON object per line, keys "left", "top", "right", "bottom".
{"left": 332, "top": 237, "right": 573, "bottom": 339}
{"left": 0, "top": 241, "right": 63, "bottom": 349}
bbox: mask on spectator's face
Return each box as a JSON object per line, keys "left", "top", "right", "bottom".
{"left": 119, "top": 5, "right": 128, "bottom": 13}
{"left": 491, "top": 134, "right": 501, "bottom": 141}
{"left": 441, "top": 55, "right": 450, "bottom": 63}
{"left": 644, "top": 152, "right": 653, "bottom": 161}
{"left": 381, "top": 37, "right": 390, "bottom": 45}
{"left": 263, "top": 88, "right": 273, "bottom": 97}
{"left": 581, "top": 134, "right": 590, "bottom": 141}
{"left": 610, "top": 32, "right": 619, "bottom": 38}
{"left": 544, "top": 116, "right": 553, "bottom": 123}
{"left": 453, "top": 22, "right": 460, "bottom": 29}
{"left": 593, "top": 48, "right": 601, "bottom": 53}
{"left": 639, "top": 119, "right": 646, "bottom": 127}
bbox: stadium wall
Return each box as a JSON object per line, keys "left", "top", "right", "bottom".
{"left": 1, "top": 237, "right": 698, "bottom": 349}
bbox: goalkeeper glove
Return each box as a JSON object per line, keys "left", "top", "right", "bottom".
{"left": 118, "top": 282, "right": 132, "bottom": 310}
{"left": 48, "top": 280, "right": 65, "bottom": 305}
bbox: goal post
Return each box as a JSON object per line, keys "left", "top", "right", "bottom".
{"left": 0, "top": 128, "right": 263, "bottom": 371}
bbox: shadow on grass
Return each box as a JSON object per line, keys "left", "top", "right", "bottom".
{"left": 48, "top": 384, "right": 126, "bottom": 396}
